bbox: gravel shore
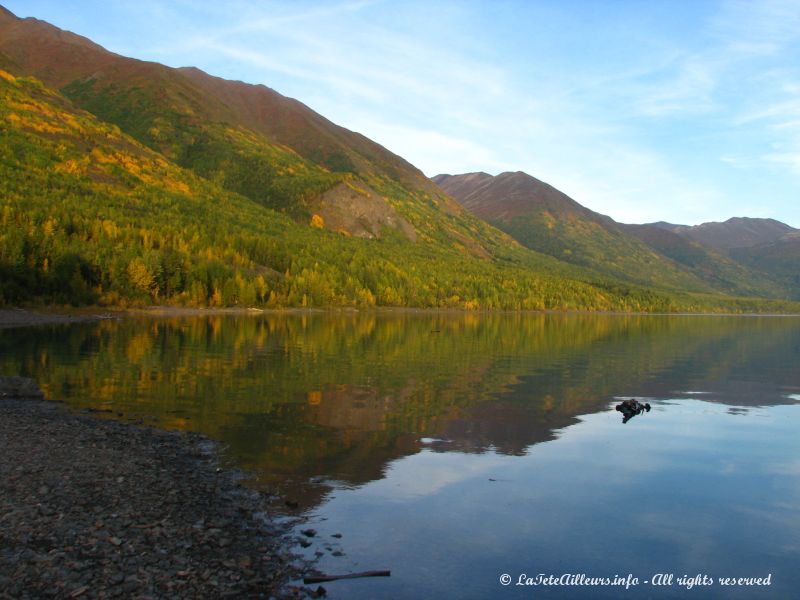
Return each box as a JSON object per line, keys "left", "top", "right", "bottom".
{"left": 0, "top": 388, "right": 313, "bottom": 599}
{"left": 0, "top": 309, "right": 113, "bottom": 330}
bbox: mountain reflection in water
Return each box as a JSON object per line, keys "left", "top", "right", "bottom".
{"left": 3, "top": 313, "right": 800, "bottom": 597}
{"left": 2, "top": 313, "right": 799, "bottom": 507}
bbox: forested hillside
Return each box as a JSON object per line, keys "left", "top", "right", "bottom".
{"left": 1, "top": 6, "right": 799, "bottom": 313}
{"left": 0, "top": 68, "right": 691, "bottom": 311}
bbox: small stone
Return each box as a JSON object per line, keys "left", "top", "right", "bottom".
{"left": 301, "top": 529, "right": 316, "bottom": 537}
{"left": 109, "top": 537, "right": 122, "bottom": 547}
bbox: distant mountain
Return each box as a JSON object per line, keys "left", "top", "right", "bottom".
{"left": 647, "top": 221, "right": 684, "bottom": 231}
{"left": 434, "top": 172, "right": 757, "bottom": 295}
{"left": 434, "top": 171, "right": 792, "bottom": 299}
{"left": 432, "top": 171, "right": 615, "bottom": 225}
{"left": 654, "top": 217, "right": 797, "bottom": 252}
{"left": 730, "top": 233, "right": 800, "bottom": 290}
{"left": 620, "top": 224, "right": 790, "bottom": 298}
{"left": 645, "top": 218, "right": 799, "bottom": 295}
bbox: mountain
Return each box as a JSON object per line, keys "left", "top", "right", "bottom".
{"left": 0, "top": 6, "right": 462, "bottom": 236}
{"left": 1, "top": 64, "right": 635, "bottom": 310}
{"left": 654, "top": 217, "right": 797, "bottom": 252}
{"left": 0, "top": 5, "right": 688, "bottom": 313}
{"left": 431, "top": 171, "right": 653, "bottom": 286}
{"left": 434, "top": 172, "right": 792, "bottom": 299}
{"left": 620, "top": 224, "right": 791, "bottom": 298}
{"left": 730, "top": 233, "right": 800, "bottom": 290}
{"left": 434, "top": 172, "right": 738, "bottom": 294}
{"left": 1, "top": 5, "right": 798, "bottom": 313}
{"left": 646, "top": 217, "right": 799, "bottom": 295}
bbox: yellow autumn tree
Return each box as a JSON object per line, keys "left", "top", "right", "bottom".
{"left": 310, "top": 214, "right": 325, "bottom": 229}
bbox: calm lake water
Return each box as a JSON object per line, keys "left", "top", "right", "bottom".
{"left": 3, "top": 312, "right": 800, "bottom": 598}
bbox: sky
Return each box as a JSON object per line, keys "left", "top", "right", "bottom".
{"left": 6, "top": 0, "right": 800, "bottom": 226}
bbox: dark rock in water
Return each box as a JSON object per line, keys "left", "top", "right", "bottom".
{"left": 615, "top": 398, "right": 652, "bottom": 423}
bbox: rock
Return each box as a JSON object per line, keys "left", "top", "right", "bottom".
{"left": 0, "top": 376, "right": 44, "bottom": 399}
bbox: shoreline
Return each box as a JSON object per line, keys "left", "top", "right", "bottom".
{"left": 0, "top": 385, "right": 316, "bottom": 599}
{"left": 0, "top": 308, "right": 117, "bottom": 330}
{"left": 2, "top": 305, "right": 800, "bottom": 330}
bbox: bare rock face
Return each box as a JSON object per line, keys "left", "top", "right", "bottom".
{"left": 0, "top": 376, "right": 44, "bottom": 399}
{"left": 310, "top": 180, "right": 417, "bottom": 241}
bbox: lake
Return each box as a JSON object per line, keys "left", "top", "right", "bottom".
{"left": 2, "top": 312, "right": 800, "bottom": 598}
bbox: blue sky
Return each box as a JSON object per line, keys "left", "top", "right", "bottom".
{"left": 6, "top": 0, "right": 800, "bottom": 226}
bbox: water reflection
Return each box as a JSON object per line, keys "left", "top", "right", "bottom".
{"left": 2, "top": 313, "right": 800, "bottom": 505}
{"left": 3, "top": 313, "right": 800, "bottom": 597}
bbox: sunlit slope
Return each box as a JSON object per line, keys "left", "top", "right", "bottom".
{"left": 0, "top": 6, "right": 484, "bottom": 250}
{"left": 1, "top": 69, "right": 688, "bottom": 310}
{"left": 2, "top": 6, "right": 799, "bottom": 312}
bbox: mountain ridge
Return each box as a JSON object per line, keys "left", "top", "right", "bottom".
{"left": 650, "top": 217, "right": 797, "bottom": 252}
{"left": 0, "top": 5, "right": 462, "bottom": 232}
{"left": 434, "top": 171, "right": 794, "bottom": 299}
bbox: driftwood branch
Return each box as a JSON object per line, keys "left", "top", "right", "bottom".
{"left": 304, "top": 570, "right": 391, "bottom": 584}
